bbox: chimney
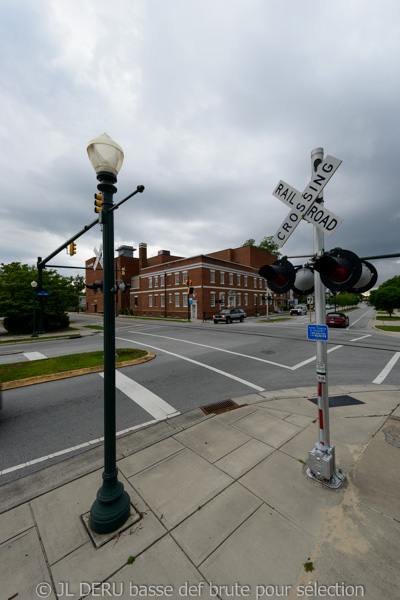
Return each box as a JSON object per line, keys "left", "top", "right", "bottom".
{"left": 139, "top": 242, "right": 147, "bottom": 270}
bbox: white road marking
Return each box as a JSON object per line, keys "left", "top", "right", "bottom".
{"left": 130, "top": 331, "right": 343, "bottom": 371}
{"left": 100, "top": 371, "right": 180, "bottom": 420}
{"left": 117, "top": 335, "right": 265, "bottom": 391}
{"left": 291, "top": 346, "right": 343, "bottom": 370}
{"left": 348, "top": 308, "right": 374, "bottom": 328}
{"left": 23, "top": 352, "right": 47, "bottom": 360}
{"left": 350, "top": 334, "right": 371, "bottom": 342}
{"left": 0, "top": 419, "right": 158, "bottom": 476}
{"left": 373, "top": 352, "right": 400, "bottom": 385}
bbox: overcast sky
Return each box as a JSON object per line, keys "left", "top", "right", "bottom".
{"left": 1, "top": 0, "right": 399, "bottom": 287}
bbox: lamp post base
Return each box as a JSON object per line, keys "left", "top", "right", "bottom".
{"left": 90, "top": 470, "right": 131, "bottom": 534}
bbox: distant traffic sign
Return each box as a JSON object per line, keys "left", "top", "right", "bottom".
{"left": 307, "top": 324, "right": 328, "bottom": 341}
{"left": 36, "top": 291, "right": 50, "bottom": 296}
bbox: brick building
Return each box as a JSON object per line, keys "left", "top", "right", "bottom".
{"left": 85, "top": 243, "right": 293, "bottom": 318}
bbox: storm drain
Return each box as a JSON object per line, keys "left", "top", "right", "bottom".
{"left": 308, "top": 395, "right": 365, "bottom": 407}
{"left": 200, "top": 399, "right": 247, "bottom": 415}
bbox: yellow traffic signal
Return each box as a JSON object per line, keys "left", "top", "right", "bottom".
{"left": 121, "top": 267, "right": 126, "bottom": 276}
{"left": 69, "top": 242, "right": 77, "bottom": 256}
{"left": 94, "top": 193, "right": 103, "bottom": 213}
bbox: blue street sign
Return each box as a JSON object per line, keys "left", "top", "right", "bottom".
{"left": 307, "top": 324, "right": 328, "bottom": 341}
{"left": 36, "top": 291, "right": 50, "bottom": 296}
{"left": 189, "top": 298, "right": 193, "bottom": 305}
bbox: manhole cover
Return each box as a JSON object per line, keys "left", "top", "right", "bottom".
{"left": 308, "top": 395, "right": 365, "bottom": 407}
{"left": 200, "top": 399, "right": 247, "bottom": 415}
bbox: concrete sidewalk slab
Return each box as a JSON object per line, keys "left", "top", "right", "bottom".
{"left": 200, "top": 504, "right": 314, "bottom": 600}
{"left": 171, "top": 482, "right": 262, "bottom": 567}
{"left": 127, "top": 449, "right": 233, "bottom": 530}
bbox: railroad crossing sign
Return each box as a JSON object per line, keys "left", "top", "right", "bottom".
{"left": 93, "top": 244, "right": 103, "bottom": 270}
{"left": 272, "top": 155, "right": 343, "bottom": 247}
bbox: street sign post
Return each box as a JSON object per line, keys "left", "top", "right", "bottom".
{"left": 270, "top": 148, "right": 345, "bottom": 490}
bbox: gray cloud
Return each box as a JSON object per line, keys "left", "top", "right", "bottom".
{"left": 0, "top": 0, "right": 399, "bottom": 287}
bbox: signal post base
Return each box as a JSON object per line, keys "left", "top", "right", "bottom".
{"left": 306, "top": 443, "right": 345, "bottom": 489}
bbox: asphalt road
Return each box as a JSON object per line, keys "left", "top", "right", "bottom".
{"left": 1, "top": 306, "right": 399, "bottom": 484}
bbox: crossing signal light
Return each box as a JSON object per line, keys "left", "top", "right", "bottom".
{"left": 293, "top": 266, "right": 314, "bottom": 295}
{"left": 314, "top": 248, "right": 377, "bottom": 292}
{"left": 259, "top": 258, "right": 295, "bottom": 293}
{"left": 86, "top": 280, "right": 103, "bottom": 294}
{"left": 94, "top": 193, "right": 103, "bottom": 213}
{"left": 118, "top": 282, "right": 131, "bottom": 293}
{"left": 69, "top": 242, "right": 77, "bottom": 255}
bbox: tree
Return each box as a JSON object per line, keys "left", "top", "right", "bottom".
{"left": 0, "top": 262, "right": 79, "bottom": 334}
{"left": 370, "top": 285, "right": 400, "bottom": 317}
{"left": 241, "top": 236, "right": 281, "bottom": 257}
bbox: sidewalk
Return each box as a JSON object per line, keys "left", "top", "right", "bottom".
{"left": 1, "top": 384, "right": 399, "bottom": 600}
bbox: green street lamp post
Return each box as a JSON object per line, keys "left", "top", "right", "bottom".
{"left": 87, "top": 133, "right": 131, "bottom": 534}
{"left": 31, "top": 281, "right": 38, "bottom": 338}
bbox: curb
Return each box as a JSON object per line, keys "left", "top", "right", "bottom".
{"left": 0, "top": 351, "right": 156, "bottom": 390}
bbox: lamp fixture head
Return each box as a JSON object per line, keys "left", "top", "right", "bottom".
{"left": 87, "top": 133, "right": 124, "bottom": 176}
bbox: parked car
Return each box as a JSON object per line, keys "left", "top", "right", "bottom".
{"left": 213, "top": 308, "right": 245, "bottom": 324}
{"left": 326, "top": 312, "right": 349, "bottom": 328}
{"left": 290, "top": 305, "right": 307, "bottom": 316}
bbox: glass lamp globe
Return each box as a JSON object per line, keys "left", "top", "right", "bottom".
{"left": 87, "top": 133, "right": 124, "bottom": 176}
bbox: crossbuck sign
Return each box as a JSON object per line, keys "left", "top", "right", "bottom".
{"left": 272, "top": 155, "right": 343, "bottom": 247}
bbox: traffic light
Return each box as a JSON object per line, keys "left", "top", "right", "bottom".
{"left": 185, "top": 279, "right": 193, "bottom": 293}
{"left": 86, "top": 280, "right": 103, "bottom": 294}
{"left": 313, "top": 248, "right": 377, "bottom": 292}
{"left": 259, "top": 258, "right": 295, "bottom": 293}
{"left": 94, "top": 193, "right": 103, "bottom": 213}
{"left": 69, "top": 242, "right": 77, "bottom": 255}
{"left": 121, "top": 267, "right": 126, "bottom": 276}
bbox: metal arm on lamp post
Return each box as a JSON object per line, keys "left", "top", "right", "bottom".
{"left": 87, "top": 133, "right": 131, "bottom": 534}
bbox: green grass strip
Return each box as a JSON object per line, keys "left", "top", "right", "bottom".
{"left": 375, "top": 326, "right": 400, "bottom": 332}
{"left": 0, "top": 348, "right": 147, "bottom": 383}
{"left": 375, "top": 316, "right": 400, "bottom": 321}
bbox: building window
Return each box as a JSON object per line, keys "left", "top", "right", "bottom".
{"left": 154, "top": 276, "right": 159, "bottom": 287}
{"left": 174, "top": 272, "right": 179, "bottom": 285}
{"left": 237, "top": 293, "right": 241, "bottom": 306}
{"left": 244, "top": 276, "right": 248, "bottom": 287}
{"left": 259, "top": 279, "right": 263, "bottom": 288}
{"left": 210, "top": 270, "right": 215, "bottom": 283}
{"left": 175, "top": 293, "right": 180, "bottom": 307}
{"left": 182, "top": 271, "right": 188, "bottom": 284}
{"left": 149, "top": 277, "right": 152, "bottom": 288}
{"left": 254, "top": 277, "right": 257, "bottom": 288}
{"left": 149, "top": 295, "right": 153, "bottom": 308}
{"left": 244, "top": 293, "right": 248, "bottom": 306}
{"left": 237, "top": 274, "right": 241, "bottom": 286}
{"left": 160, "top": 274, "right": 165, "bottom": 287}
{"left": 210, "top": 292, "right": 215, "bottom": 307}
{"left": 229, "top": 273, "right": 233, "bottom": 285}
{"left": 219, "top": 292, "right": 225, "bottom": 306}
{"left": 220, "top": 271, "right": 225, "bottom": 284}
{"left": 183, "top": 293, "right": 188, "bottom": 307}
{"left": 161, "top": 294, "right": 165, "bottom": 307}
{"left": 169, "top": 293, "right": 173, "bottom": 304}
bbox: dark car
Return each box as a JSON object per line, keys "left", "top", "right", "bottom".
{"left": 326, "top": 312, "right": 349, "bottom": 328}
{"left": 290, "top": 305, "right": 307, "bottom": 316}
{"left": 213, "top": 308, "right": 245, "bottom": 324}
